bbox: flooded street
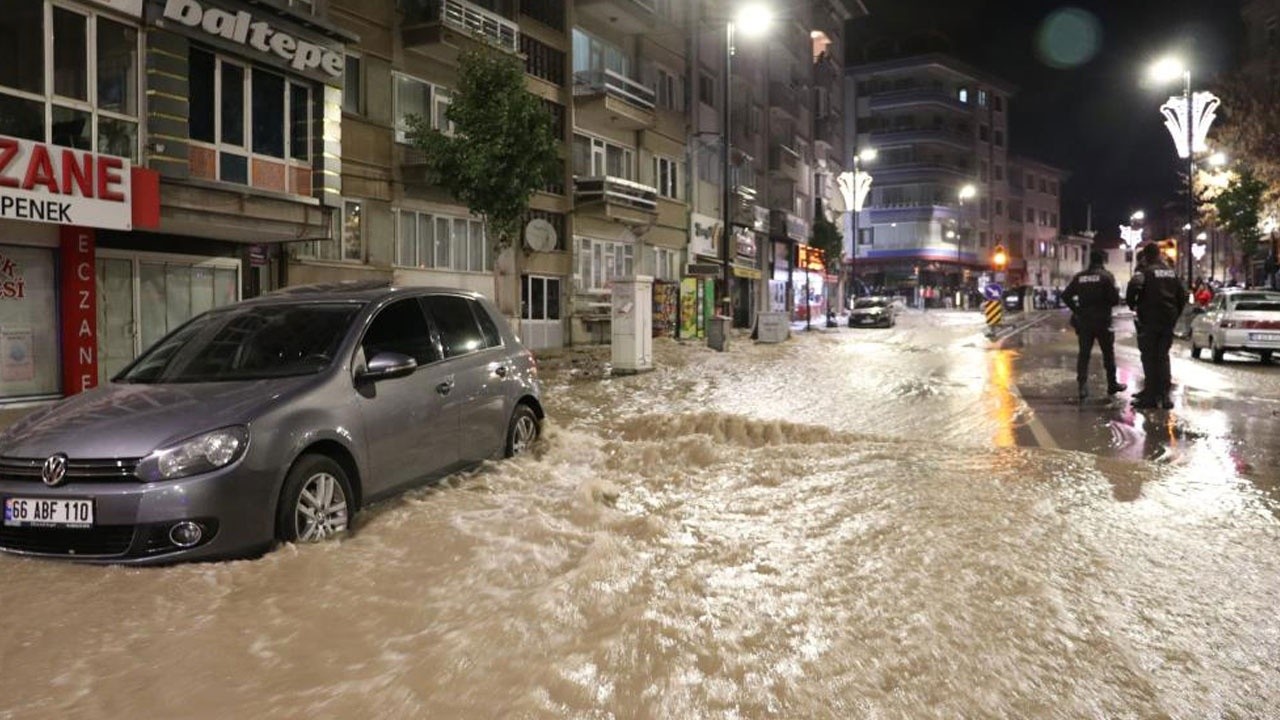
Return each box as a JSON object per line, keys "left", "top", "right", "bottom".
{"left": 4, "top": 310, "right": 1280, "bottom": 718}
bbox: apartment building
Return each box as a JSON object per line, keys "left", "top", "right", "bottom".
{"left": 1008, "top": 156, "right": 1071, "bottom": 289}
{"left": 0, "top": 0, "right": 346, "bottom": 411}
{"left": 845, "top": 54, "right": 1015, "bottom": 296}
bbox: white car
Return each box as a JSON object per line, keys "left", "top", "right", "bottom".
{"left": 1189, "top": 289, "right": 1280, "bottom": 364}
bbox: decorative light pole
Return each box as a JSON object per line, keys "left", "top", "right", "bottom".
{"left": 957, "top": 183, "right": 977, "bottom": 283}
{"left": 1151, "top": 56, "right": 1220, "bottom": 283}
{"left": 837, "top": 147, "right": 876, "bottom": 307}
{"left": 721, "top": 4, "right": 772, "bottom": 326}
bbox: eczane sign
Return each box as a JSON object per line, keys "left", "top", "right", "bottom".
{"left": 0, "top": 137, "right": 132, "bottom": 231}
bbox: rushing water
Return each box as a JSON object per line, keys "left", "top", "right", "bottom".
{"left": 3, "top": 312, "right": 1278, "bottom": 719}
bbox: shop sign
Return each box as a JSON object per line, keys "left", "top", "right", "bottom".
{"left": 0, "top": 137, "right": 132, "bottom": 230}
{"left": 733, "top": 228, "right": 757, "bottom": 264}
{"left": 796, "top": 244, "right": 825, "bottom": 272}
{"left": 689, "top": 213, "right": 719, "bottom": 258}
{"left": 60, "top": 228, "right": 99, "bottom": 395}
{"left": 160, "top": 0, "right": 344, "bottom": 80}
{"left": 0, "top": 252, "right": 28, "bottom": 300}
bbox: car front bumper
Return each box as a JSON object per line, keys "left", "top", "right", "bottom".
{"left": 0, "top": 460, "right": 280, "bottom": 565}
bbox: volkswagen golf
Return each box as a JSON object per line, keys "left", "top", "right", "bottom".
{"left": 0, "top": 282, "right": 544, "bottom": 564}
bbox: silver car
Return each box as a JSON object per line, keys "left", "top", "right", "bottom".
{"left": 0, "top": 283, "right": 543, "bottom": 564}
{"left": 847, "top": 296, "right": 898, "bottom": 328}
{"left": 1189, "top": 289, "right": 1280, "bottom": 364}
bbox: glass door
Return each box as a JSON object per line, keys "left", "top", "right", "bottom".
{"left": 95, "top": 257, "right": 136, "bottom": 385}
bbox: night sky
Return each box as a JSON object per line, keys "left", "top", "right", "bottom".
{"left": 849, "top": 0, "right": 1244, "bottom": 246}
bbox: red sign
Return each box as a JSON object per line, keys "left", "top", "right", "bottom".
{"left": 796, "top": 244, "right": 826, "bottom": 272}
{"left": 0, "top": 136, "right": 132, "bottom": 230}
{"left": 60, "top": 227, "right": 98, "bottom": 395}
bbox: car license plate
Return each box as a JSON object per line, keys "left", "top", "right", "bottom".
{"left": 3, "top": 497, "right": 94, "bottom": 528}
{"left": 1249, "top": 332, "right": 1280, "bottom": 342}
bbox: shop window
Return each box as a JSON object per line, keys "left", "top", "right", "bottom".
{"left": 0, "top": 3, "right": 138, "bottom": 158}
{"left": 0, "top": 246, "right": 61, "bottom": 400}
{"left": 188, "top": 47, "right": 313, "bottom": 194}
{"left": 575, "top": 236, "right": 635, "bottom": 292}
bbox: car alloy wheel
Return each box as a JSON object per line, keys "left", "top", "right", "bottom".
{"left": 505, "top": 405, "right": 540, "bottom": 457}
{"left": 277, "top": 454, "right": 353, "bottom": 543}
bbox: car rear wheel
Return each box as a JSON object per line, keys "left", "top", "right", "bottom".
{"left": 505, "top": 404, "right": 540, "bottom": 458}
{"left": 1261, "top": 350, "right": 1274, "bottom": 364}
{"left": 1190, "top": 338, "right": 1201, "bottom": 360}
{"left": 277, "top": 454, "right": 352, "bottom": 543}
{"left": 1211, "top": 338, "right": 1225, "bottom": 364}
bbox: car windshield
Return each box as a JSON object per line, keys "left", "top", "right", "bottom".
{"left": 117, "top": 303, "right": 362, "bottom": 384}
{"left": 855, "top": 299, "right": 889, "bottom": 309}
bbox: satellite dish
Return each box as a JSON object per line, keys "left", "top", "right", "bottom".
{"left": 524, "top": 218, "right": 558, "bottom": 253}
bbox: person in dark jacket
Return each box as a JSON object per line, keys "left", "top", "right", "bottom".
{"left": 1125, "top": 243, "right": 1187, "bottom": 409}
{"left": 1063, "top": 249, "right": 1127, "bottom": 400}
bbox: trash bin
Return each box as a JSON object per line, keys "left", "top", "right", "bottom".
{"left": 707, "top": 315, "right": 731, "bottom": 352}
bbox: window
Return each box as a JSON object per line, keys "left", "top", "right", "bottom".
{"left": 0, "top": 246, "right": 60, "bottom": 400}
{"left": 522, "top": 34, "right": 566, "bottom": 85}
{"left": 0, "top": 4, "right": 139, "bottom": 158}
{"left": 980, "top": 199, "right": 989, "bottom": 219}
{"left": 993, "top": 95, "right": 1003, "bottom": 112}
{"left": 1026, "top": 207, "right": 1035, "bottom": 222}
{"left": 1050, "top": 213, "right": 1058, "bottom": 227}
{"left": 977, "top": 89, "right": 988, "bottom": 106}
{"left": 394, "top": 73, "right": 453, "bottom": 143}
{"left": 1026, "top": 174, "right": 1035, "bottom": 190}
{"left": 361, "top": 298, "right": 438, "bottom": 367}
{"left": 995, "top": 199, "right": 1003, "bottom": 216}
{"left": 979, "top": 124, "right": 990, "bottom": 142}
{"left": 957, "top": 86, "right": 968, "bottom": 103}
{"left": 522, "top": 276, "right": 562, "bottom": 321}
{"left": 994, "top": 164, "right": 1004, "bottom": 181}
{"left": 422, "top": 295, "right": 487, "bottom": 357}
{"left": 699, "top": 72, "right": 716, "bottom": 107}
{"left": 1050, "top": 181, "right": 1059, "bottom": 196}
{"left": 573, "top": 28, "right": 630, "bottom": 77}
{"left": 1039, "top": 177, "right": 1048, "bottom": 193}
{"left": 576, "top": 236, "right": 634, "bottom": 291}
{"left": 994, "top": 130, "right": 1004, "bottom": 147}
{"left": 648, "top": 246, "right": 681, "bottom": 281}
{"left": 573, "top": 133, "right": 635, "bottom": 180}
{"left": 343, "top": 54, "right": 361, "bottom": 114}
{"left": 654, "top": 66, "right": 683, "bottom": 112}
{"left": 394, "top": 209, "right": 490, "bottom": 272}
{"left": 1039, "top": 210, "right": 1048, "bottom": 226}
{"left": 188, "top": 47, "right": 312, "bottom": 190}
{"left": 858, "top": 227, "right": 873, "bottom": 245}
{"left": 654, "top": 155, "right": 680, "bottom": 199}
{"left": 979, "top": 161, "right": 989, "bottom": 182}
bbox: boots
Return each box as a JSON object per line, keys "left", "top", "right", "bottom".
{"left": 1107, "top": 380, "right": 1127, "bottom": 395}
{"left": 1078, "top": 382, "right": 1088, "bottom": 400}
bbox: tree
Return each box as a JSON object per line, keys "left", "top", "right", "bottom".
{"left": 408, "top": 48, "right": 560, "bottom": 308}
{"left": 810, "top": 213, "right": 843, "bottom": 274}
{"left": 1214, "top": 167, "right": 1267, "bottom": 275}
{"left": 1213, "top": 72, "right": 1280, "bottom": 217}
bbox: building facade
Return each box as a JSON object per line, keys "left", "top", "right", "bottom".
{"left": 1008, "top": 156, "right": 1068, "bottom": 289}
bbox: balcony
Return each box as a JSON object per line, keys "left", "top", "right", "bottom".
{"left": 814, "top": 113, "right": 843, "bottom": 143}
{"left": 403, "top": 0, "right": 520, "bottom": 54}
{"left": 868, "top": 127, "right": 973, "bottom": 151}
{"left": 769, "top": 209, "right": 809, "bottom": 242}
{"left": 573, "top": 69, "right": 656, "bottom": 130}
{"left": 867, "top": 88, "right": 970, "bottom": 113}
{"left": 873, "top": 160, "right": 973, "bottom": 180}
{"left": 575, "top": 0, "right": 655, "bottom": 35}
{"left": 574, "top": 175, "right": 657, "bottom": 226}
{"left": 769, "top": 143, "right": 802, "bottom": 182}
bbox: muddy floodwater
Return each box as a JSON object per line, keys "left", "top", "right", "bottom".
{"left": 3, "top": 313, "right": 1278, "bottom": 719}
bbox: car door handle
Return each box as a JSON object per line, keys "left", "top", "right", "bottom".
{"left": 494, "top": 365, "right": 508, "bottom": 378}
{"left": 436, "top": 380, "right": 454, "bottom": 396}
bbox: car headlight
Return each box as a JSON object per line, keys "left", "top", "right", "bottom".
{"left": 144, "top": 427, "right": 249, "bottom": 481}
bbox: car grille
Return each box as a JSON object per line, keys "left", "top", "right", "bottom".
{"left": 0, "top": 456, "right": 142, "bottom": 484}
{"left": 0, "top": 525, "right": 135, "bottom": 556}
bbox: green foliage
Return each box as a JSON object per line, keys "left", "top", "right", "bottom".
{"left": 408, "top": 48, "right": 560, "bottom": 250}
{"left": 810, "top": 214, "right": 843, "bottom": 273}
{"left": 1214, "top": 168, "right": 1267, "bottom": 264}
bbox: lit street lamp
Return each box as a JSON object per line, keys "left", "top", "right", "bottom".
{"left": 1150, "top": 55, "right": 1220, "bottom": 284}
{"left": 957, "top": 183, "right": 977, "bottom": 277}
{"left": 838, "top": 146, "right": 876, "bottom": 306}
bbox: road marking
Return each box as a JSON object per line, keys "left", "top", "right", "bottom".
{"left": 992, "top": 312, "right": 1061, "bottom": 451}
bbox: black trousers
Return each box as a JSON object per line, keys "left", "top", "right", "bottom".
{"left": 1137, "top": 325, "right": 1175, "bottom": 398}
{"left": 1076, "top": 324, "right": 1117, "bottom": 386}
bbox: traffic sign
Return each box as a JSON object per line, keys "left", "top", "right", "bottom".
{"left": 982, "top": 283, "right": 1003, "bottom": 301}
{"left": 983, "top": 299, "right": 1004, "bottom": 327}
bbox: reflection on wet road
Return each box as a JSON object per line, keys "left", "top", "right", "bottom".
{"left": 1, "top": 309, "right": 1278, "bottom": 718}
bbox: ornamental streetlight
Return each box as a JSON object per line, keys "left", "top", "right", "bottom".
{"left": 720, "top": 4, "right": 772, "bottom": 326}
{"left": 1150, "top": 55, "right": 1220, "bottom": 283}
{"left": 838, "top": 146, "right": 876, "bottom": 306}
{"left": 957, "top": 183, "right": 977, "bottom": 278}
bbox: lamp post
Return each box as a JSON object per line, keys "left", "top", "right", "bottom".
{"left": 1151, "top": 56, "right": 1220, "bottom": 284}
{"left": 957, "top": 183, "right": 977, "bottom": 288}
{"left": 838, "top": 147, "right": 876, "bottom": 308}
{"left": 720, "top": 4, "right": 772, "bottom": 326}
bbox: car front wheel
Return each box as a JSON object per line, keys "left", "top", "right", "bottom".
{"left": 1262, "top": 350, "right": 1274, "bottom": 364}
{"left": 277, "top": 454, "right": 353, "bottom": 543}
{"left": 505, "top": 404, "right": 540, "bottom": 458}
{"left": 1211, "top": 337, "right": 1225, "bottom": 364}
{"left": 1190, "top": 337, "right": 1201, "bottom": 359}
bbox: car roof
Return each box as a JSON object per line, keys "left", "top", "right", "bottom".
{"left": 240, "top": 280, "right": 485, "bottom": 305}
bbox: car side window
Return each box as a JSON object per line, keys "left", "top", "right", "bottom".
{"left": 473, "top": 300, "right": 503, "bottom": 348}
{"left": 422, "top": 295, "right": 486, "bottom": 358}
{"left": 360, "top": 298, "right": 440, "bottom": 366}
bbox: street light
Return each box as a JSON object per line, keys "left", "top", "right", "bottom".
{"left": 957, "top": 183, "right": 977, "bottom": 279}
{"left": 839, "top": 146, "right": 877, "bottom": 305}
{"left": 1130, "top": 210, "right": 1145, "bottom": 222}
{"left": 1150, "top": 54, "right": 1220, "bottom": 284}
{"left": 1208, "top": 151, "right": 1228, "bottom": 168}
{"left": 718, "top": 4, "right": 775, "bottom": 327}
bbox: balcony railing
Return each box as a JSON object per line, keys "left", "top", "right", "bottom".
{"left": 405, "top": 0, "right": 519, "bottom": 53}
{"left": 867, "top": 88, "right": 969, "bottom": 112}
{"left": 769, "top": 81, "right": 799, "bottom": 115}
{"left": 573, "top": 69, "right": 656, "bottom": 111}
{"left": 574, "top": 176, "right": 657, "bottom": 212}
{"left": 769, "top": 143, "right": 801, "bottom": 176}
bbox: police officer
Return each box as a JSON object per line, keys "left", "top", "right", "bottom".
{"left": 1063, "top": 249, "right": 1126, "bottom": 400}
{"left": 1126, "top": 243, "right": 1187, "bottom": 409}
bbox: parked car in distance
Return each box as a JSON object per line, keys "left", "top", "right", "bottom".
{"left": 0, "top": 282, "right": 544, "bottom": 564}
{"left": 1189, "top": 289, "right": 1280, "bottom": 364}
{"left": 848, "top": 296, "right": 897, "bottom": 328}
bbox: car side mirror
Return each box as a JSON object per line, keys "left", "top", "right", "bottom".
{"left": 357, "top": 352, "right": 417, "bottom": 382}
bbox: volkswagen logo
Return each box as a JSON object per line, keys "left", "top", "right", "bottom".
{"left": 41, "top": 453, "right": 69, "bottom": 487}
